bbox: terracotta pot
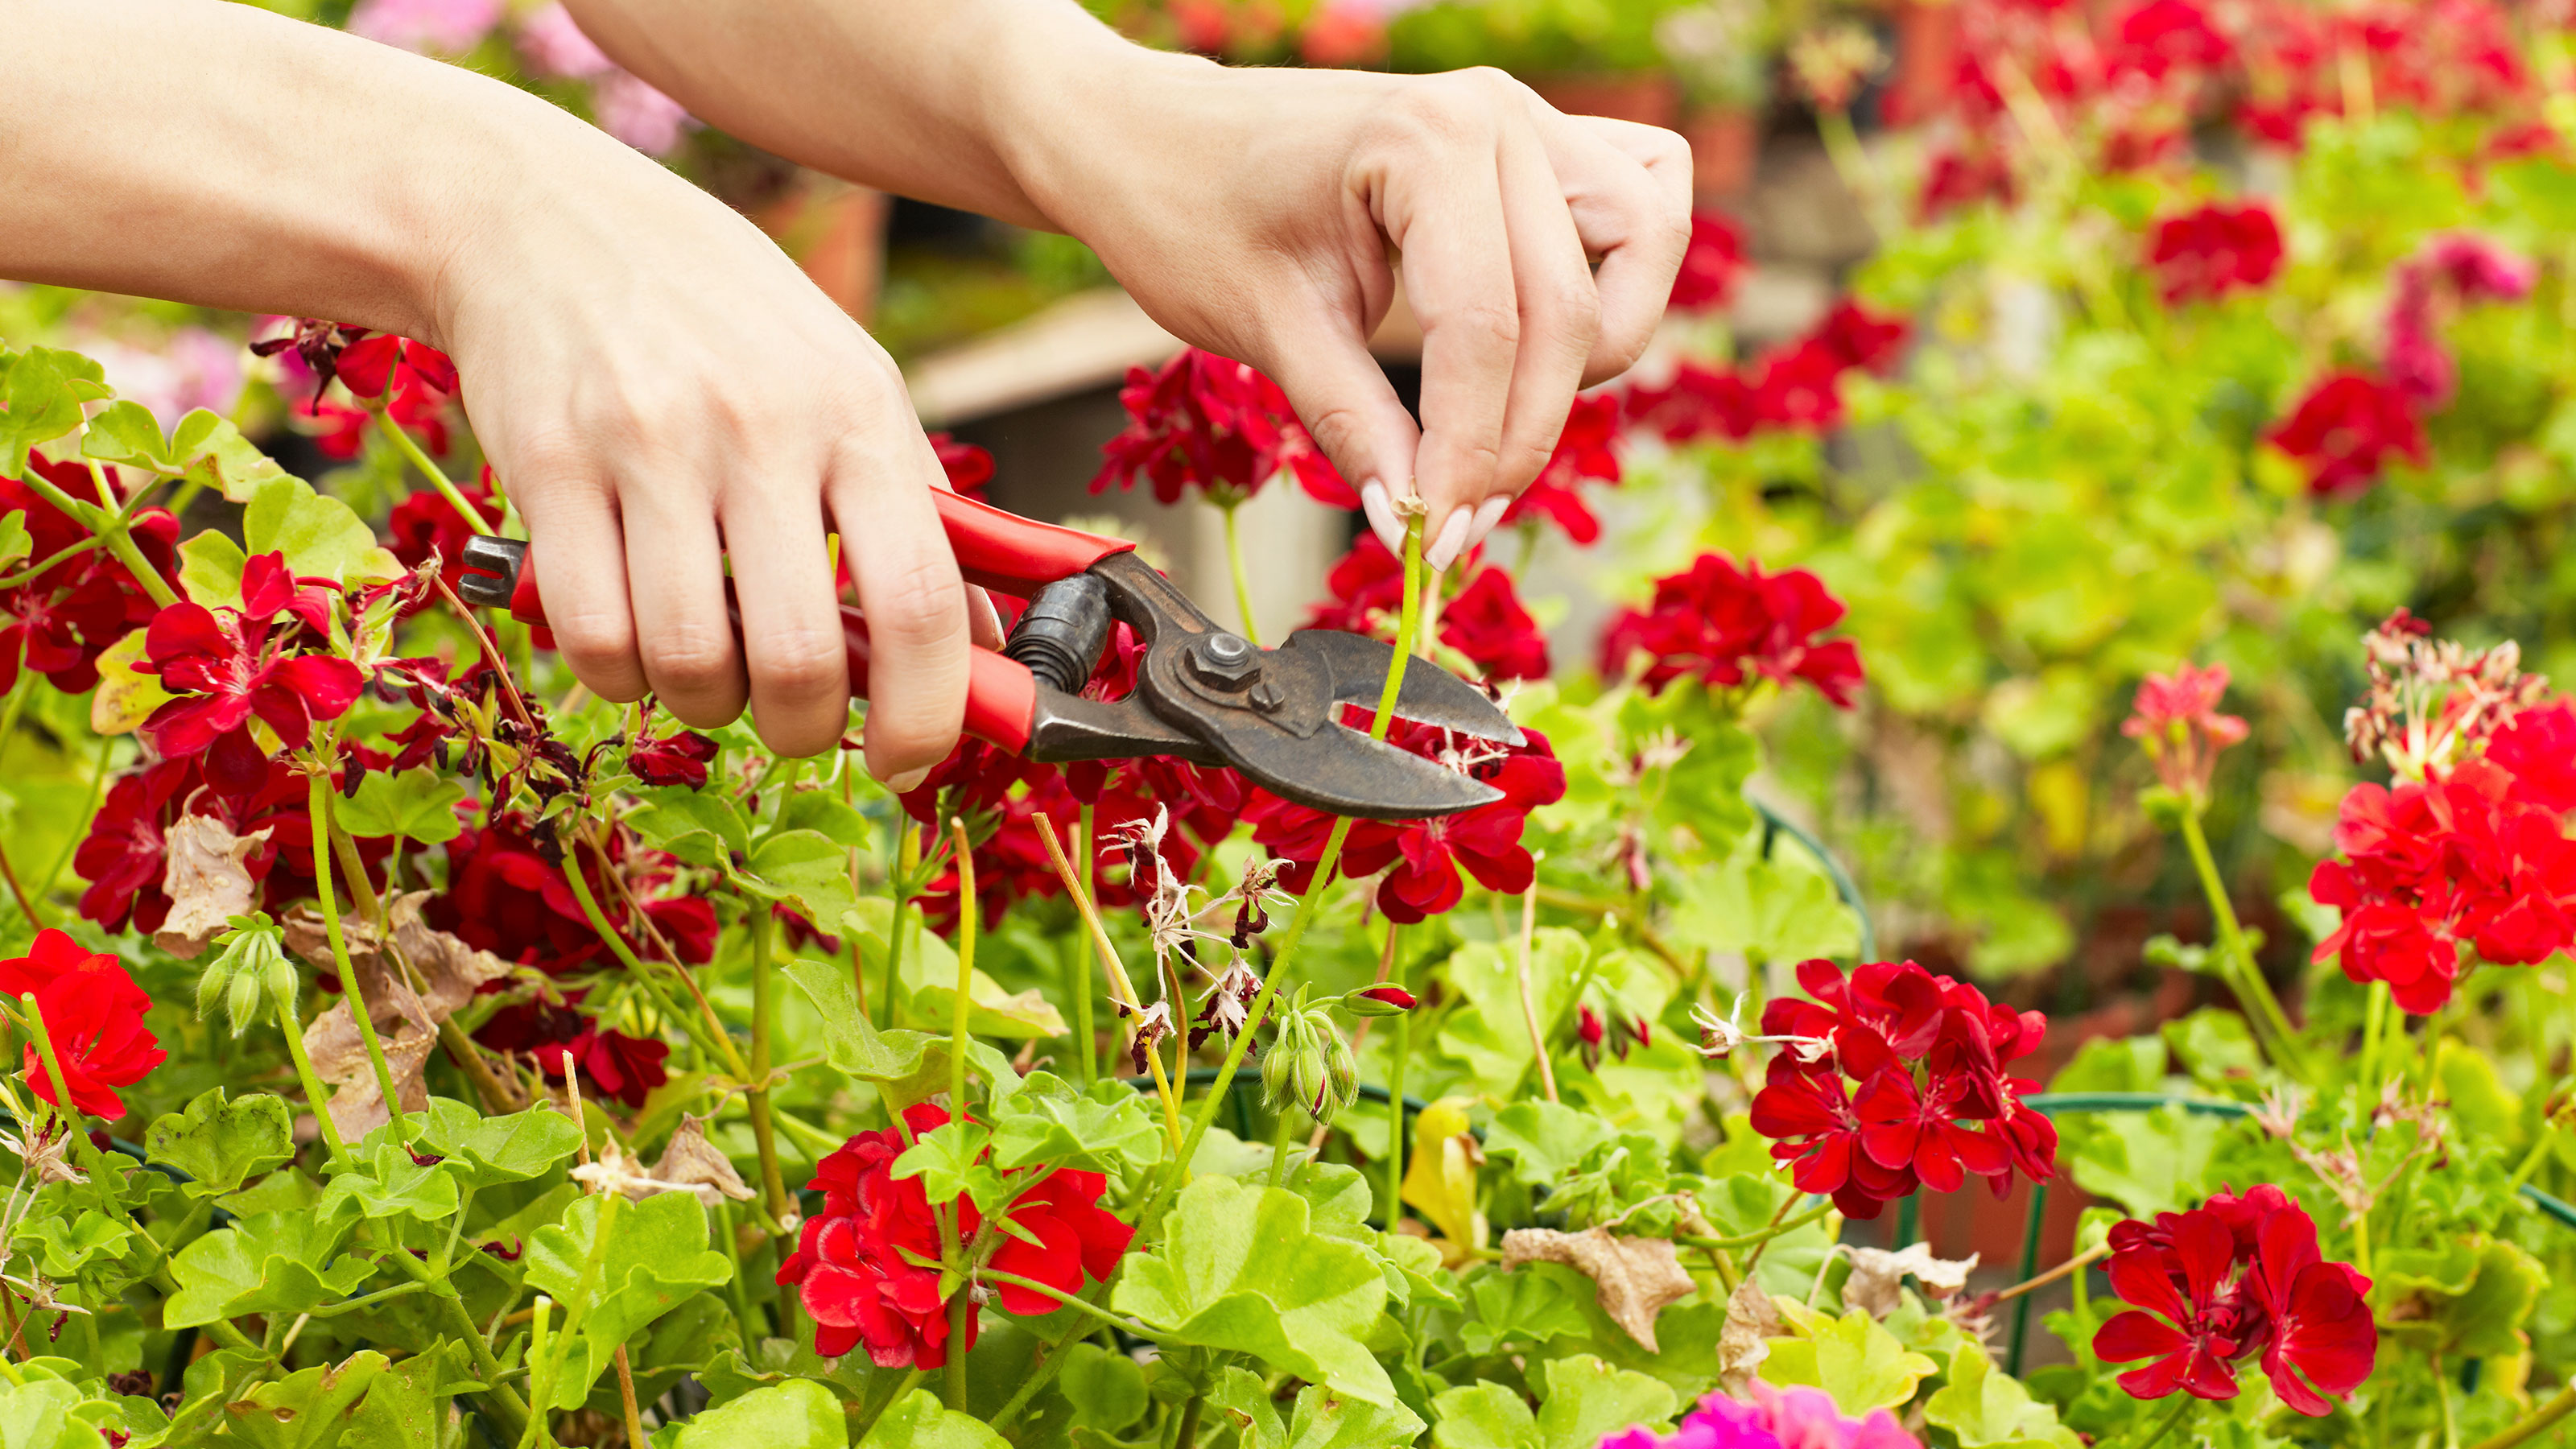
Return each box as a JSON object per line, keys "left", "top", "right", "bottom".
{"left": 1527, "top": 72, "right": 1681, "bottom": 129}
{"left": 755, "top": 176, "right": 891, "bottom": 324}
{"left": 1883, "top": 0, "right": 1960, "bottom": 128}
{"left": 1680, "top": 105, "right": 1759, "bottom": 200}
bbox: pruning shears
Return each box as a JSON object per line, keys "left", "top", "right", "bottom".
{"left": 452, "top": 490, "right": 1521, "bottom": 819}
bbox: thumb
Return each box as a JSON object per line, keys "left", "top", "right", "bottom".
{"left": 1257, "top": 324, "right": 1424, "bottom": 555}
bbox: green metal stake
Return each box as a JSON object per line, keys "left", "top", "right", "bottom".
{"left": 2008, "top": 1180, "right": 2050, "bottom": 1377}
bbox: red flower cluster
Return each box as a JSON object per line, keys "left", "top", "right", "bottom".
{"left": 2095, "top": 1186, "right": 2375, "bottom": 1416}
{"left": 137, "top": 554, "right": 365, "bottom": 797}
{"left": 259, "top": 323, "right": 460, "bottom": 460}
{"left": 1670, "top": 212, "right": 1748, "bottom": 314}
{"left": 2149, "top": 204, "right": 2283, "bottom": 304}
{"left": 2384, "top": 233, "right": 2535, "bottom": 410}
{"left": 1304, "top": 535, "right": 1549, "bottom": 683}
{"left": 1090, "top": 348, "right": 1356, "bottom": 508}
{"left": 1746, "top": 959, "right": 2057, "bottom": 1219}
{"left": 386, "top": 470, "right": 505, "bottom": 594}
{"left": 73, "top": 754, "right": 317, "bottom": 935}
{"left": 1249, "top": 722, "right": 1565, "bottom": 923}
{"left": 778, "top": 1104, "right": 1133, "bottom": 1369}
{"left": 2308, "top": 717, "right": 2576, "bottom": 1015}
{"left": 2122, "top": 661, "right": 2248, "bottom": 799}
{"left": 0, "top": 930, "right": 167, "bottom": 1119}
{"left": 0, "top": 460, "right": 180, "bottom": 698}
{"left": 628, "top": 725, "right": 719, "bottom": 789}
{"left": 1503, "top": 393, "right": 1623, "bottom": 545}
{"left": 2266, "top": 372, "right": 2427, "bottom": 499}
{"left": 430, "top": 816, "right": 716, "bottom": 974}
{"left": 1624, "top": 300, "right": 1908, "bottom": 446}
{"left": 1598, "top": 552, "right": 1863, "bottom": 706}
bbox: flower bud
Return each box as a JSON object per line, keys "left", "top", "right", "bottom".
{"left": 1318, "top": 1031, "right": 1359, "bottom": 1126}
{"left": 195, "top": 956, "right": 235, "bottom": 1022}
{"left": 265, "top": 951, "right": 302, "bottom": 1027}
{"left": 225, "top": 969, "right": 266, "bottom": 1040}
{"left": 1341, "top": 985, "right": 1418, "bottom": 1017}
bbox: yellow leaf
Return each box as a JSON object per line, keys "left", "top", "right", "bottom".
{"left": 89, "top": 630, "right": 170, "bottom": 736}
{"left": 1402, "top": 1096, "right": 1486, "bottom": 1259}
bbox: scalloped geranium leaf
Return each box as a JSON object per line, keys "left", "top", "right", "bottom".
{"left": 1760, "top": 1309, "right": 1939, "bottom": 1415}
{"left": 145, "top": 1088, "right": 295, "bottom": 1199}
{"left": 525, "top": 1189, "right": 732, "bottom": 1411}
{"left": 164, "top": 1203, "right": 369, "bottom": 1327}
{"left": 674, "top": 1380, "right": 848, "bottom": 1449}
{"left": 171, "top": 408, "right": 295, "bottom": 501}
{"left": 242, "top": 474, "right": 402, "bottom": 585}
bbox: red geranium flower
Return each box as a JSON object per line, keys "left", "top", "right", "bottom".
{"left": 1598, "top": 552, "right": 1864, "bottom": 706}
{"left": 72, "top": 755, "right": 316, "bottom": 934}
{"left": 929, "top": 432, "right": 994, "bottom": 497}
{"left": 2268, "top": 373, "right": 2428, "bottom": 498}
{"left": 628, "top": 727, "right": 720, "bottom": 789}
{"left": 778, "top": 1104, "right": 1133, "bottom": 1369}
{"left": 137, "top": 554, "right": 363, "bottom": 797}
{"left": 334, "top": 335, "right": 457, "bottom": 400}
{"left": 1670, "top": 212, "right": 1747, "bottom": 313}
{"left": 2123, "top": 661, "right": 2249, "bottom": 799}
{"left": 2149, "top": 204, "right": 2284, "bottom": 304}
{"left": 2095, "top": 1188, "right": 2374, "bottom": 1416}
{"left": 1752, "top": 341, "right": 1848, "bottom": 432}
{"left": 541, "top": 1026, "right": 671, "bottom": 1111}
{"left": 1747, "top": 959, "right": 2054, "bottom": 1218}
{"left": 2108, "top": 0, "right": 2232, "bottom": 80}
{"left": 1091, "top": 348, "right": 1356, "bottom": 507}
{"left": 429, "top": 815, "right": 716, "bottom": 973}
{"left": 386, "top": 470, "right": 504, "bottom": 594}
{"left": 1810, "top": 300, "right": 1911, "bottom": 375}
{"left": 1249, "top": 723, "right": 1565, "bottom": 923}
{"left": 1503, "top": 393, "right": 1623, "bottom": 544}
{"left": 0, "top": 930, "right": 167, "bottom": 1119}
{"left": 1624, "top": 361, "right": 1761, "bottom": 445}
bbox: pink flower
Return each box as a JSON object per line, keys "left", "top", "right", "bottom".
{"left": 345, "top": 0, "right": 504, "bottom": 55}
{"left": 2123, "top": 661, "right": 2249, "bottom": 798}
{"left": 591, "top": 72, "right": 696, "bottom": 156}
{"left": 1596, "top": 1382, "right": 1919, "bottom": 1449}
{"left": 515, "top": 3, "right": 614, "bottom": 77}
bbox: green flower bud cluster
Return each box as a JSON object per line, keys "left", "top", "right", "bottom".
{"left": 1261, "top": 985, "right": 1359, "bottom": 1126}
{"left": 196, "top": 913, "right": 298, "bottom": 1038}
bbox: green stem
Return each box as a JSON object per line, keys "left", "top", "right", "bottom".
{"left": 943, "top": 819, "right": 979, "bottom": 1411}
{"left": 1146, "top": 517, "right": 1423, "bottom": 1232}
{"left": 1221, "top": 502, "right": 1260, "bottom": 648}
{"left": 885, "top": 821, "right": 917, "bottom": 1029}
{"left": 2473, "top": 1381, "right": 2576, "bottom": 1449}
{"left": 381, "top": 1249, "right": 530, "bottom": 1443}
{"left": 976, "top": 1271, "right": 1168, "bottom": 1343}
{"left": 306, "top": 763, "right": 412, "bottom": 1146}
{"left": 1174, "top": 1390, "right": 1208, "bottom": 1449}
{"left": 375, "top": 406, "right": 489, "bottom": 535}
{"left": 559, "top": 829, "right": 747, "bottom": 1079}
{"left": 10, "top": 463, "right": 175, "bottom": 609}
{"left": 273, "top": 973, "right": 353, "bottom": 1170}
{"left": 944, "top": 1293, "right": 971, "bottom": 1412}
{"left": 1383, "top": 923, "right": 1408, "bottom": 1228}
{"left": 2131, "top": 1395, "right": 2194, "bottom": 1449}
{"left": 747, "top": 908, "right": 791, "bottom": 1225}
{"left": 18, "top": 992, "right": 91, "bottom": 1171}
{"left": 1269, "top": 1104, "right": 1294, "bottom": 1188}
{"left": 1679, "top": 1200, "right": 1839, "bottom": 1252}
{"left": 2361, "top": 980, "right": 2389, "bottom": 1093}
{"left": 2177, "top": 806, "right": 2309, "bottom": 1080}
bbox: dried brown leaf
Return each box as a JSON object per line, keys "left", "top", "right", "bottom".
{"left": 154, "top": 815, "right": 270, "bottom": 960}
{"left": 1718, "top": 1275, "right": 1781, "bottom": 1386}
{"left": 568, "top": 1118, "right": 754, "bottom": 1209}
{"left": 1500, "top": 1225, "right": 1695, "bottom": 1352}
{"left": 302, "top": 968, "right": 436, "bottom": 1141}
{"left": 284, "top": 891, "right": 512, "bottom": 1025}
{"left": 1843, "top": 1244, "right": 1979, "bottom": 1318}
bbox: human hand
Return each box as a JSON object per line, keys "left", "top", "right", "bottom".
{"left": 1002, "top": 60, "right": 1692, "bottom": 569}
{"left": 428, "top": 135, "right": 980, "bottom": 778}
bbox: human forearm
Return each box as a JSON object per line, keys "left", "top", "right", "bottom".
{"left": 0, "top": 0, "right": 672, "bottom": 344}
{"left": 559, "top": 0, "right": 1181, "bottom": 230}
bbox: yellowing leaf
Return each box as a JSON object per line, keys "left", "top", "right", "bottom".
{"left": 89, "top": 630, "right": 170, "bottom": 736}
{"left": 1759, "top": 1308, "right": 1938, "bottom": 1415}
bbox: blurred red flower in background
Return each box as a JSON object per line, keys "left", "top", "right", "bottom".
{"left": 2149, "top": 204, "right": 2283, "bottom": 303}
{"left": 1092, "top": 348, "right": 1354, "bottom": 507}
{"left": 2266, "top": 372, "right": 2427, "bottom": 497}
{"left": 1599, "top": 552, "right": 1863, "bottom": 706}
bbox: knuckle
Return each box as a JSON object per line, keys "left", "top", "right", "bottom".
{"left": 1382, "top": 80, "right": 1495, "bottom": 151}
{"left": 1434, "top": 296, "right": 1522, "bottom": 353}
{"left": 642, "top": 624, "right": 740, "bottom": 696}
{"left": 751, "top": 625, "right": 848, "bottom": 701}
{"left": 863, "top": 552, "right": 968, "bottom": 650}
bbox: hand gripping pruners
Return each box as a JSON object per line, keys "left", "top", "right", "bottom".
{"left": 453, "top": 490, "right": 1522, "bottom": 819}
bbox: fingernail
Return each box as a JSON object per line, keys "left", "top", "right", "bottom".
{"left": 1425, "top": 510, "right": 1472, "bottom": 572}
{"left": 1360, "top": 480, "right": 1404, "bottom": 554}
{"left": 886, "top": 767, "right": 931, "bottom": 794}
{"left": 971, "top": 589, "right": 1005, "bottom": 645}
{"left": 1468, "top": 495, "right": 1512, "bottom": 551}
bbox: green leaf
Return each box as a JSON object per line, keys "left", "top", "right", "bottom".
{"left": 1759, "top": 1310, "right": 1939, "bottom": 1415}
{"left": 891, "top": 1121, "right": 1014, "bottom": 1216}
{"left": 179, "top": 529, "right": 250, "bottom": 610}
{"left": 12, "top": 1212, "right": 138, "bottom": 1279}
{"left": 1484, "top": 1101, "right": 1616, "bottom": 1189}
{"left": 779, "top": 956, "right": 1022, "bottom": 1107}
{"left": 2437, "top": 1042, "right": 2523, "bottom": 1147}
{"left": 145, "top": 1088, "right": 295, "bottom": 1199}
{"left": 1430, "top": 1382, "right": 1539, "bottom": 1449}
{"left": 319, "top": 1136, "right": 462, "bottom": 1224}
{"left": 165, "top": 1204, "right": 369, "bottom": 1327}
{"left": 778, "top": 791, "right": 873, "bottom": 849}
{"left": 77, "top": 401, "right": 172, "bottom": 469}
{"left": 171, "top": 407, "right": 295, "bottom": 501}
{"left": 2063, "top": 1104, "right": 2223, "bottom": 1220}
{"left": 1111, "top": 1174, "right": 1395, "bottom": 1406}
{"left": 345, "top": 1350, "right": 445, "bottom": 1449}
{"left": 220, "top": 1351, "right": 389, "bottom": 1449}
{"left": 1435, "top": 929, "right": 1591, "bottom": 1092}
{"left": 675, "top": 1380, "right": 848, "bottom": 1449}
{"left": 525, "top": 1189, "right": 733, "bottom": 1411}
{"left": 1532, "top": 1355, "right": 1676, "bottom": 1449}
{"left": 742, "top": 828, "right": 861, "bottom": 927}
{"left": 1925, "top": 1342, "right": 2083, "bottom": 1449}
{"left": 0, "top": 513, "right": 32, "bottom": 575}
{"left": 990, "top": 1074, "right": 1164, "bottom": 1173}
{"left": 0, "top": 347, "right": 105, "bottom": 477}
{"left": 2158, "top": 1010, "right": 2261, "bottom": 1085}
{"left": 1459, "top": 1265, "right": 1591, "bottom": 1355}
{"left": 1052, "top": 1342, "right": 1147, "bottom": 1437}
{"left": 629, "top": 786, "right": 752, "bottom": 868}
{"left": 1227, "top": 1369, "right": 1430, "bottom": 1449}
{"left": 416, "top": 1098, "right": 588, "bottom": 1189}
{"left": 241, "top": 475, "right": 402, "bottom": 585}
{"left": 336, "top": 770, "right": 469, "bottom": 844}
{"left": 857, "top": 1389, "right": 1007, "bottom": 1449}
{"left": 1665, "top": 835, "right": 1860, "bottom": 966}
{"left": 0, "top": 1377, "right": 109, "bottom": 1449}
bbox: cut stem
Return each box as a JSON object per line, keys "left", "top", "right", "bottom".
{"left": 2177, "top": 806, "right": 2309, "bottom": 1080}
{"left": 1514, "top": 882, "right": 1555, "bottom": 1103}
{"left": 1221, "top": 501, "right": 1261, "bottom": 647}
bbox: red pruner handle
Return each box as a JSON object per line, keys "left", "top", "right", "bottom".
{"left": 932, "top": 490, "right": 1132, "bottom": 598}
{"left": 839, "top": 605, "right": 1036, "bottom": 753}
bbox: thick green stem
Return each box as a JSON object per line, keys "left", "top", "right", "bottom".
{"left": 1383, "top": 922, "right": 1408, "bottom": 1228}
{"left": 2177, "top": 807, "right": 2309, "bottom": 1080}
{"left": 746, "top": 910, "right": 791, "bottom": 1225}
{"left": 376, "top": 406, "right": 491, "bottom": 536}
{"left": 2474, "top": 1381, "right": 2576, "bottom": 1449}
{"left": 1221, "top": 502, "right": 1260, "bottom": 648}
{"left": 944, "top": 1293, "right": 972, "bottom": 1411}
{"left": 10, "top": 463, "right": 176, "bottom": 610}
{"left": 1174, "top": 1391, "right": 1208, "bottom": 1449}
{"left": 2131, "top": 1395, "right": 2194, "bottom": 1449}
{"left": 886, "top": 822, "right": 917, "bottom": 1029}
{"left": 943, "top": 819, "right": 979, "bottom": 1410}
{"left": 1148, "top": 518, "right": 1423, "bottom": 1232}
{"left": 306, "top": 765, "right": 412, "bottom": 1145}
{"left": 381, "top": 1249, "right": 530, "bottom": 1442}
{"left": 274, "top": 974, "right": 353, "bottom": 1170}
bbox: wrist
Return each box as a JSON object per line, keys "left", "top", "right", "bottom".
{"left": 969, "top": 7, "right": 1226, "bottom": 235}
